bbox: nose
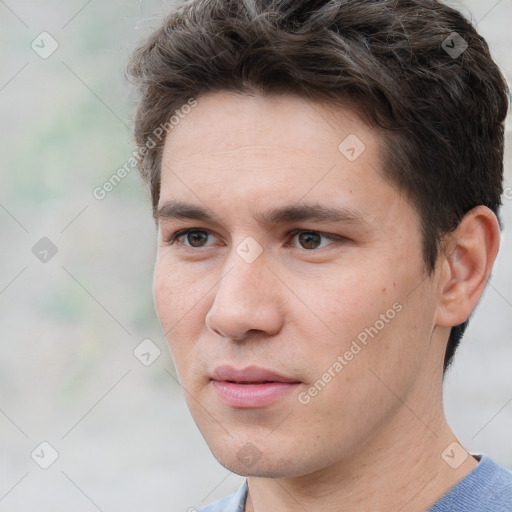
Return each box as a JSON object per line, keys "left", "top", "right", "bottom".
{"left": 205, "top": 251, "right": 284, "bottom": 341}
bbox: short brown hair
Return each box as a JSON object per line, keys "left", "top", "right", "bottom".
{"left": 126, "top": 0, "right": 509, "bottom": 371}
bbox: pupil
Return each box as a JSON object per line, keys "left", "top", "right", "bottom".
{"left": 188, "top": 231, "right": 207, "bottom": 247}
{"left": 299, "top": 232, "right": 320, "bottom": 249}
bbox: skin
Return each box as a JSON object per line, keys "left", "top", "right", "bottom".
{"left": 152, "top": 91, "right": 500, "bottom": 512}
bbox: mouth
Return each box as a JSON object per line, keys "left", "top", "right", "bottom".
{"left": 210, "top": 365, "right": 302, "bottom": 408}
{"left": 210, "top": 364, "right": 300, "bottom": 383}
{"left": 225, "top": 380, "right": 278, "bottom": 384}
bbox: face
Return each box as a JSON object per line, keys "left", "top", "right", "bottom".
{"left": 153, "top": 91, "right": 444, "bottom": 478}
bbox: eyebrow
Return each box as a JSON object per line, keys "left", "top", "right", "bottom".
{"left": 154, "top": 200, "right": 367, "bottom": 227}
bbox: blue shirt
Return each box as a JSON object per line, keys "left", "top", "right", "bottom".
{"left": 197, "top": 455, "right": 512, "bottom": 511}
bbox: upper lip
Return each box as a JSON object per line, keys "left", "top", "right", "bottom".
{"left": 211, "top": 365, "right": 300, "bottom": 383}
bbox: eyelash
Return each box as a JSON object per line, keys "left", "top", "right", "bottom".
{"left": 164, "top": 228, "right": 344, "bottom": 251}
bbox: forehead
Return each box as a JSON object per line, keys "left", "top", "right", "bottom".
{"left": 158, "top": 91, "right": 400, "bottom": 225}
{"left": 162, "top": 90, "right": 377, "bottom": 165}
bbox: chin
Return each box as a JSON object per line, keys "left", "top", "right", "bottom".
{"left": 207, "top": 439, "right": 315, "bottom": 479}
{"left": 217, "top": 456, "right": 300, "bottom": 478}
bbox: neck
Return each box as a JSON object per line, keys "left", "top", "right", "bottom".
{"left": 244, "top": 398, "right": 477, "bottom": 512}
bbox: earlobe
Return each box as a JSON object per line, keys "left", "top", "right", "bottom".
{"left": 436, "top": 206, "right": 500, "bottom": 328}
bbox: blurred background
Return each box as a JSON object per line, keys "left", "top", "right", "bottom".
{"left": 0, "top": 0, "right": 510, "bottom": 510}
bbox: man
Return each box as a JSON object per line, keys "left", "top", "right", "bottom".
{"left": 126, "top": 0, "right": 512, "bottom": 510}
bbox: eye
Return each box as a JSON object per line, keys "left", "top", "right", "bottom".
{"left": 165, "top": 228, "right": 342, "bottom": 251}
{"left": 166, "top": 228, "right": 217, "bottom": 248}
{"left": 288, "top": 229, "right": 339, "bottom": 250}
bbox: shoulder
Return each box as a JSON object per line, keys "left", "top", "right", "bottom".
{"left": 196, "top": 480, "right": 248, "bottom": 512}
{"left": 429, "top": 454, "right": 512, "bottom": 512}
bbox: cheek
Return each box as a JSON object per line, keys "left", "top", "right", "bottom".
{"left": 295, "top": 265, "right": 400, "bottom": 352}
{"left": 153, "top": 253, "right": 211, "bottom": 322}
{"left": 152, "top": 259, "right": 206, "bottom": 359}
{"left": 153, "top": 263, "right": 184, "bottom": 330}
{"left": 290, "top": 256, "right": 429, "bottom": 401}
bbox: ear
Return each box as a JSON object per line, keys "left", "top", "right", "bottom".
{"left": 436, "top": 206, "right": 500, "bottom": 328}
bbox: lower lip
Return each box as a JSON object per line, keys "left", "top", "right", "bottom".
{"left": 212, "top": 380, "right": 301, "bottom": 408}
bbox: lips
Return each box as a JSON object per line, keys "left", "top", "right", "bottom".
{"left": 210, "top": 365, "right": 301, "bottom": 408}
{"left": 210, "top": 365, "right": 300, "bottom": 384}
